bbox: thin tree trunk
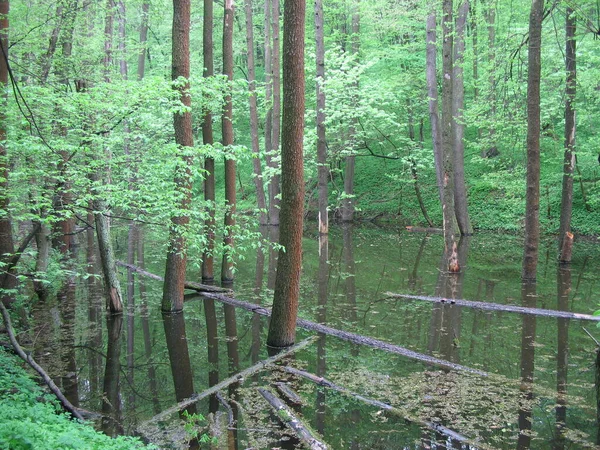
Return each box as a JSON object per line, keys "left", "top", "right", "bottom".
{"left": 268, "top": 0, "right": 281, "bottom": 226}
{"left": 483, "top": 0, "right": 498, "bottom": 157}
{"left": 558, "top": 6, "right": 576, "bottom": 262}
{"left": 471, "top": 0, "right": 480, "bottom": 139}
{"left": 0, "top": 0, "right": 15, "bottom": 306}
{"left": 245, "top": 0, "right": 268, "bottom": 225}
{"left": 452, "top": 0, "right": 473, "bottom": 235}
{"left": 266, "top": 0, "right": 305, "bottom": 348}
{"left": 341, "top": 2, "right": 360, "bottom": 223}
{"left": 522, "top": 0, "right": 543, "bottom": 282}
{"left": 441, "top": 0, "right": 458, "bottom": 268}
{"left": 162, "top": 0, "right": 194, "bottom": 311}
{"left": 137, "top": 3, "right": 149, "bottom": 81}
{"left": 426, "top": 12, "right": 444, "bottom": 206}
{"left": 202, "top": 0, "right": 216, "bottom": 283}
{"left": 221, "top": 0, "right": 236, "bottom": 283}
{"left": 315, "top": 0, "right": 328, "bottom": 234}
{"left": 264, "top": 0, "right": 275, "bottom": 225}
{"left": 39, "top": 4, "right": 63, "bottom": 84}
{"left": 103, "top": 0, "right": 115, "bottom": 82}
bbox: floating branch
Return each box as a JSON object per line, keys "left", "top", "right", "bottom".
{"left": 385, "top": 292, "right": 600, "bottom": 321}
{"left": 259, "top": 387, "right": 328, "bottom": 450}
{"left": 115, "top": 261, "right": 231, "bottom": 293}
{"left": 139, "top": 336, "right": 317, "bottom": 430}
{"left": 281, "top": 366, "right": 487, "bottom": 448}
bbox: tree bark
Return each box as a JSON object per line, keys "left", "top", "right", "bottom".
{"left": 558, "top": 6, "right": 576, "bottom": 262}
{"left": 0, "top": 0, "right": 16, "bottom": 306}
{"left": 221, "top": 0, "right": 236, "bottom": 283}
{"left": 426, "top": 12, "right": 444, "bottom": 206}
{"left": 315, "top": 0, "right": 328, "bottom": 234}
{"left": 268, "top": 0, "right": 282, "bottom": 226}
{"left": 441, "top": 0, "right": 458, "bottom": 267}
{"left": 103, "top": 0, "right": 115, "bottom": 82}
{"left": 137, "top": 3, "right": 150, "bottom": 81}
{"left": 341, "top": 2, "right": 360, "bottom": 223}
{"left": 244, "top": 0, "right": 268, "bottom": 225}
{"left": 452, "top": 1, "right": 473, "bottom": 235}
{"left": 266, "top": 0, "right": 305, "bottom": 348}
{"left": 202, "top": 0, "right": 216, "bottom": 283}
{"left": 483, "top": 0, "right": 498, "bottom": 157}
{"left": 522, "top": 0, "right": 543, "bottom": 282}
{"left": 162, "top": 0, "right": 194, "bottom": 311}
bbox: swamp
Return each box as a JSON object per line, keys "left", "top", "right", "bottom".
{"left": 25, "top": 224, "right": 600, "bottom": 449}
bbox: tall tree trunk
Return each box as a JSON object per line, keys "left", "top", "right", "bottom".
{"left": 202, "top": 0, "right": 216, "bottom": 283}
{"left": 103, "top": 0, "right": 114, "bottom": 82}
{"left": 162, "top": 0, "right": 194, "bottom": 311}
{"left": 263, "top": 0, "right": 275, "bottom": 225}
{"left": 137, "top": 3, "right": 150, "bottom": 81}
{"left": 441, "top": 0, "right": 458, "bottom": 268}
{"left": 268, "top": 0, "right": 281, "bottom": 226}
{"left": 39, "top": 3, "right": 63, "bottom": 84}
{"left": 266, "top": 0, "right": 306, "bottom": 348}
{"left": 315, "top": 0, "right": 328, "bottom": 234}
{"left": 221, "top": 0, "right": 236, "bottom": 283}
{"left": 471, "top": 0, "right": 480, "bottom": 139}
{"left": 522, "top": 0, "right": 543, "bottom": 282}
{"left": 341, "top": 2, "right": 360, "bottom": 223}
{"left": 483, "top": 0, "right": 498, "bottom": 157}
{"left": 452, "top": 0, "right": 473, "bottom": 235}
{"left": 558, "top": 6, "right": 576, "bottom": 263}
{"left": 245, "top": 0, "right": 268, "bottom": 225}
{"left": 426, "top": 11, "right": 444, "bottom": 206}
{"left": 0, "top": 0, "right": 15, "bottom": 305}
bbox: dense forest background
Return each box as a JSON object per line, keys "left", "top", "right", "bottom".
{"left": 2, "top": 0, "right": 600, "bottom": 288}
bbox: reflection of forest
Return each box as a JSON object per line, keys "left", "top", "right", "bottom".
{"left": 26, "top": 225, "right": 600, "bottom": 449}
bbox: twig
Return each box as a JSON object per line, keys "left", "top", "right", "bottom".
{"left": 583, "top": 327, "right": 600, "bottom": 347}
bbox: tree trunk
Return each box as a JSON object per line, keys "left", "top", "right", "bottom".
{"left": 315, "top": 0, "right": 328, "bottom": 234}
{"left": 471, "top": 0, "right": 479, "bottom": 130}
{"left": 103, "top": 0, "right": 115, "bottom": 82}
{"left": 558, "top": 6, "right": 576, "bottom": 263}
{"left": 426, "top": 12, "right": 444, "bottom": 206}
{"left": 39, "top": 4, "right": 63, "bottom": 84}
{"left": 137, "top": 3, "right": 150, "bottom": 81}
{"left": 221, "top": 0, "right": 236, "bottom": 283}
{"left": 245, "top": 0, "right": 268, "bottom": 225}
{"left": 452, "top": 0, "right": 473, "bottom": 235}
{"left": 441, "top": 0, "right": 458, "bottom": 267}
{"left": 268, "top": 0, "right": 281, "bottom": 226}
{"left": 94, "top": 199, "right": 123, "bottom": 313}
{"left": 0, "top": 0, "right": 15, "bottom": 306}
{"left": 483, "top": 0, "right": 498, "bottom": 157}
{"left": 266, "top": 0, "right": 305, "bottom": 348}
{"left": 162, "top": 0, "right": 194, "bottom": 311}
{"left": 522, "top": 0, "right": 543, "bottom": 282}
{"left": 264, "top": 0, "right": 276, "bottom": 225}
{"left": 201, "top": 0, "right": 216, "bottom": 284}
{"left": 341, "top": 2, "right": 360, "bottom": 223}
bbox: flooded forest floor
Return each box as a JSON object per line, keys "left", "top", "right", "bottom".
{"left": 22, "top": 224, "right": 600, "bottom": 449}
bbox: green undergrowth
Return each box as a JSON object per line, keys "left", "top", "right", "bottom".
{"left": 0, "top": 348, "right": 154, "bottom": 450}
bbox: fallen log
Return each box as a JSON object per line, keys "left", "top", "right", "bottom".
{"left": 139, "top": 336, "right": 317, "bottom": 430}
{"left": 259, "top": 387, "right": 328, "bottom": 450}
{"left": 385, "top": 292, "right": 600, "bottom": 321}
{"left": 405, "top": 226, "right": 443, "bottom": 233}
{"left": 125, "top": 267, "right": 488, "bottom": 376}
{"left": 274, "top": 382, "right": 304, "bottom": 406}
{"left": 281, "top": 366, "right": 485, "bottom": 448}
{"left": 115, "top": 261, "right": 231, "bottom": 293}
{"left": 200, "top": 291, "right": 488, "bottom": 377}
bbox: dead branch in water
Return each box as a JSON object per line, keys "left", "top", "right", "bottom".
{"left": 259, "top": 387, "right": 328, "bottom": 450}
{"left": 280, "top": 366, "right": 491, "bottom": 448}
{"left": 138, "top": 336, "right": 317, "bottom": 431}
{"left": 385, "top": 292, "right": 600, "bottom": 321}
{"left": 115, "top": 261, "right": 231, "bottom": 293}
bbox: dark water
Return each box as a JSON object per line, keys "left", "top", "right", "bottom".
{"left": 31, "top": 224, "right": 600, "bottom": 449}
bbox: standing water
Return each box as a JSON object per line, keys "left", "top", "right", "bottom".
{"left": 30, "top": 224, "right": 600, "bottom": 449}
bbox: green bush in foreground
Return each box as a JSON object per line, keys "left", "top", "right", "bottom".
{"left": 0, "top": 348, "right": 154, "bottom": 450}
